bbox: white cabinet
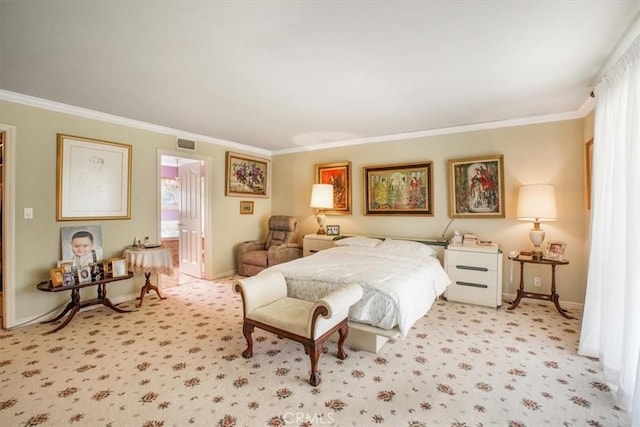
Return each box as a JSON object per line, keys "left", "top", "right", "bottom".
{"left": 445, "top": 244, "right": 503, "bottom": 308}
{"left": 303, "top": 234, "right": 339, "bottom": 256}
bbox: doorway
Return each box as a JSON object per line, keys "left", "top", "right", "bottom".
{"left": 159, "top": 152, "right": 209, "bottom": 285}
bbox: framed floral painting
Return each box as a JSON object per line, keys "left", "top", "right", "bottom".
{"left": 447, "top": 154, "right": 505, "bottom": 218}
{"left": 316, "top": 161, "right": 352, "bottom": 215}
{"left": 225, "top": 151, "right": 270, "bottom": 198}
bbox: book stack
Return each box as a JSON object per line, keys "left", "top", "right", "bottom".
{"left": 463, "top": 233, "right": 478, "bottom": 245}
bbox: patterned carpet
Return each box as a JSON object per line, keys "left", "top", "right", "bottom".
{"left": 0, "top": 276, "right": 630, "bottom": 426}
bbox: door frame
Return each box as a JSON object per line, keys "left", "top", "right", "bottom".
{"left": 0, "top": 124, "right": 16, "bottom": 328}
{"left": 157, "top": 149, "right": 211, "bottom": 279}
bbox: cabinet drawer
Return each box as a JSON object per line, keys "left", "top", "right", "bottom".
{"left": 303, "top": 239, "right": 335, "bottom": 256}
{"left": 446, "top": 280, "right": 499, "bottom": 307}
{"left": 447, "top": 268, "right": 497, "bottom": 290}
{"left": 446, "top": 251, "right": 497, "bottom": 271}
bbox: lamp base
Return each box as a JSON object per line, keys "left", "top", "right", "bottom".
{"left": 529, "top": 223, "right": 545, "bottom": 261}
{"left": 315, "top": 212, "right": 326, "bottom": 235}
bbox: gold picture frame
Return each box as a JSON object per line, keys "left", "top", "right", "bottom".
{"left": 56, "top": 134, "right": 132, "bottom": 221}
{"left": 225, "top": 151, "right": 270, "bottom": 198}
{"left": 363, "top": 161, "right": 434, "bottom": 216}
{"left": 240, "top": 200, "right": 254, "bottom": 215}
{"left": 447, "top": 154, "right": 505, "bottom": 218}
{"left": 315, "top": 161, "right": 352, "bottom": 215}
{"left": 49, "top": 267, "right": 65, "bottom": 287}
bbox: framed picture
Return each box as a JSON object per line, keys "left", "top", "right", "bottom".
{"left": 77, "top": 266, "right": 93, "bottom": 284}
{"left": 90, "top": 262, "right": 105, "bottom": 281}
{"left": 316, "top": 161, "right": 352, "bottom": 215}
{"left": 326, "top": 225, "right": 341, "bottom": 236}
{"left": 62, "top": 271, "right": 75, "bottom": 287}
{"left": 239, "top": 200, "right": 254, "bottom": 215}
{"left": 225, "top": 151, "right": 270, "bottom": 198}
{"left": 49, "top": 267, "right": 65, "bottom": 287}
{"left": 56, "top": 134, "right": 132, "bottom": 220}
{"left": 60, "top": 225, "right": 104, "bottom": 267}
{"left": 161, "top": 177, "right": 179, "bottom": 210}
{"left": 447, "top": 154, "right": 505, "bottom": 218}
{"left": 363, "top": 161, "right": 433, "bottom": 216}
{"left": 111, "top": 258, "right": 128, "bottom": 278}
{"left": 545, "top": 241, "right": 567, "bottom": 260}
{"left": 585, "top": 138, "right": 593, "bottom": 210}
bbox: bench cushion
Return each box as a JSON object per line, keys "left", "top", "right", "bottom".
{"left": 247, "top": 297, "right": 314, "bottom": 338}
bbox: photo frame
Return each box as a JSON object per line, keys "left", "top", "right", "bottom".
{"left": 49, "top": 267, "right": 65, "bottom": 287}
{"left": 161, "top": 178, "right": 179, "bottom": 210}
{"left": 225, "top": 151, "right": 270, "bottom": 198}
{"left": 90, "top": 262, "right": 105, "bottom": 281}
{"left": 316, "top": 161, "right": 352, "bottom": 215}
{"left": 326, "top": 225, "right": 341, "bottom": 236}
{"left": 447, "top": 154, "right": 505, "bottom": 218}
{"left": 363, "top": 161, "right": 433, "bottom": 216}
{"left": 60, "top": 225, "right": 104, "bottom": 267}
{"left": 545, "top": 241, "right": 567, "bottom": 260}
{"left": 77, "top": 266, "right": 93, "bottom": 284}
{"left": 56, "top": 134, "right": 132, "bottom": 220}
{"left": 111, "top": 258, "right": 128, "bottom": 278}
{"left": 239, "top": 200, "right": 254, "bottom": 215}
{"left": 62, "top": 271, "right": 75, "bottom": 287}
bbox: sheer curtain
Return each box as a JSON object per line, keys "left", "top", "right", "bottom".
{"left": 578, "top": 36, "right": 640, "bottom": 424}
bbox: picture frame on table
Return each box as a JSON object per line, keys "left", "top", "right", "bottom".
{"left": 225, "top": 151, "right": 270, "bottom": 198}
{"left": 545, "top": 241, "right": 567, "bottom": 260}
{"left": 60, "top": 225, "right": 104, "bottom": 267}
{"left": 326, "top": 225, "right": 341, "bottom": 236}
{"left": 56, "top": 134, "right": 132, "bottom": 221}
{"left": 111, "top": 258, "right": 128, "bottom": 278}
{"left": 77, "top": 266, "right": 93, "bottom": 284}
{"left": 363, "top": 161, "right": 433, "bottom": 216}
{"left": 239, "top": 200, "right": 254, "bottom": 215}
{"left": 62, "top": 271, "right": 75, "bottom": 287}
{"left": 49, "top": 267, "right": 65, "bottom": 288}
{"left": 315, "top": 161, "right": 352, "bottom": 215}
{"left": 447, "top": 154, "right": 505, "bottom": 218}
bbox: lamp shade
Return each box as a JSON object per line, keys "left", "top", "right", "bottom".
{"left": 517, "top": 184, "right": 557, "bottom": 221}
{"left": 310, "top": 184, "right": 334, "bottom": 209}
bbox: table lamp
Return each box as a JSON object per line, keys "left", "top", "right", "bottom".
{"left": 517, "top": 184, "right": 556, "bottom": 260}
{"left": 310, "top": 184, "right": 334, "bottom": 235}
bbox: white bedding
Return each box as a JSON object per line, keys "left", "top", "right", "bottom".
{"left": 263, "top": 245, "right": 451, "bottom": 337}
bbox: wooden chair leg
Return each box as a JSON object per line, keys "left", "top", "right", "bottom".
{"left": 336, "top": 324, "right": 349, "bottom": 360}
{"left": 241, "top": 322, "right": 254, "bottom": 358}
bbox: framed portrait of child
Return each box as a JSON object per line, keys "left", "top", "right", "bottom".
{"left": 60, "top": 225, "right": 104, "bottom": 267}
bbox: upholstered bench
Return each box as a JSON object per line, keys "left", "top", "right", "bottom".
{"left": 233, "top": 270, "right": 363, "bottom": 386}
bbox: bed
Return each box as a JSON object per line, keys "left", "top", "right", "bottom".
{"left": 262, "top": 236, "right": 451, "bottom": 352}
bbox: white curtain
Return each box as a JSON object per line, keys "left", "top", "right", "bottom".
{"left": 578, "top": 36, "right": 640, "bottom": 425}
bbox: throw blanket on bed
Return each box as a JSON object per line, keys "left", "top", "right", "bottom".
{"left": 263, "top": 245, "right": 451, "bottom": 337}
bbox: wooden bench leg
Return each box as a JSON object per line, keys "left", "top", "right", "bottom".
{"left": 306, "top": 342, "right": 322, "bottom": 387}
{"left": 336, "top": 323, "right": 349, "bottom": 360}
{"left": 241, "top": 322, "right": 254, "bottom": 358}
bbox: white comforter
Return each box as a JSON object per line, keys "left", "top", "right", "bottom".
{"left": 264, "top": 245, "right": 451, "bottom": 337}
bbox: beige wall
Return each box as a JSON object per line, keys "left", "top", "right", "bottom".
{"left": 272, "top": 119, "right": 590, "bottom": 305}
{"left": 2, "top": 98, "right": 591, "bottom": 327}
{"left": 1, "top": 100, "right": 271, "bottom": 326}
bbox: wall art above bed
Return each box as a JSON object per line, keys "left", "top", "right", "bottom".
{"left": 363, "top": 161, "right": 433, "bottom": 216}
{"left": 316, "top": 161, "right": 352, "bottom": 215}
{"left": 447, "top": 154, "right": 505, "bottom": 218}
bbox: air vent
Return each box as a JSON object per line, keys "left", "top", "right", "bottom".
{"left": 176, "top": 138, "right": 196, "bottom": 150}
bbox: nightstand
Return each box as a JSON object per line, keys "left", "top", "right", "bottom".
{"left": 444, "top": 243, "right": 503, "bottom": 308}
{"left": 303, "top": 234, "right": 340, "bottom": 256}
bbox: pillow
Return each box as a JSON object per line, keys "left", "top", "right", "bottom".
{"left": 334, "top": 236, "right": 382, "bottom": 248}
{"left": 377, "top": 239, "right": 437, "bottom": 257}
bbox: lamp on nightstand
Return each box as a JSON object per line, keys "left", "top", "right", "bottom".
{"left": 517, "top": 184, "right": 556, "bottom": 260}
{"left": 310, "top": 184, "right": 334, "bottom": 235}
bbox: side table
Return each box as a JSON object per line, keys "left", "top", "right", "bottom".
{"left": 124, "top": 247, "right": 173, "bottom": 307}
{"left": 508, "top": 252, "right": 573, "bottom": 319}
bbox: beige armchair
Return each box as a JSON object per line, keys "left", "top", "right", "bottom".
{"left": 236, "top": 215, "right": 302, "bottom": 276}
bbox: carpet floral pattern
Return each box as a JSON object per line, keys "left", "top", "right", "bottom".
{"left": 0, "top": 276, "right": 629, "bottom": 426}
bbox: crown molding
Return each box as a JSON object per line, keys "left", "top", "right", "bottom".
{"left": 0, "top": 90, "right": 271, "bottom": 157}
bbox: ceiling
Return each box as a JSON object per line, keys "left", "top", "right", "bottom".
{"left": 1, "top": 1, "right": 639, "bottom": 154}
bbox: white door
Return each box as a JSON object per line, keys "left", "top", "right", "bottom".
{"left": 178, "top": 161, "right": 203, "bottom": 277}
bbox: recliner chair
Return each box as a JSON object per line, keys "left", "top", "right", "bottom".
{"left": 236, "top": 215, "right": 302, "bottom": 276}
